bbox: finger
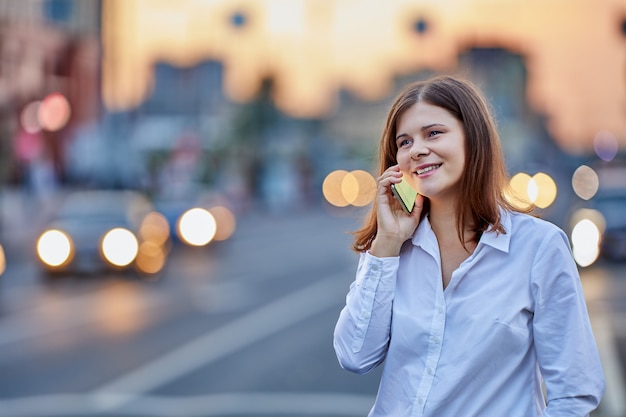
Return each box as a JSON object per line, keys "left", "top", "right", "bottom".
{"left": 378, "top": 169, "right": 402, "bottom": 186}
{"left": 410, "top": 194, "right": 426, "bottom": 218}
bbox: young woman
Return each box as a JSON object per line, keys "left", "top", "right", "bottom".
{"left": 333, "top": 75, "right": 605, "bottom": 416}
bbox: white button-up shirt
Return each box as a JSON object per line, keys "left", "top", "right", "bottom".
{"left": 334, "top": 210, "right": 605, "bottom": 416}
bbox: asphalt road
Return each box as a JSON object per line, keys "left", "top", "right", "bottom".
{"left": 0, "top": 201, "right": 624, "bottom": 417}
{"left": 0, "top": 205, "right": 383, "bottom": 417}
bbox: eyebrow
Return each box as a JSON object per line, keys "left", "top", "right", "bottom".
{"left": 395, "top": 123, "right": 446, "bottom": 141}
{"left": 420, "top": 123, "right": 446, "bottom": 131}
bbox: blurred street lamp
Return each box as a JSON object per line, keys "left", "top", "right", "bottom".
{"left": 572, "top": 165, "right": 599, "bottom": 200}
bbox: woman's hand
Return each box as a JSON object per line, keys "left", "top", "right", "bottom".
{"left": 370, "top": 165, "right": 424, "bottom": 257}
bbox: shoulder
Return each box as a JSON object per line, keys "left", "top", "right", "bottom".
{"left": 503, "top": 212, "right": 580, "bottom": 291}
{"left": 504, "top": 210, "right": 569, "bottom": 248}
{"left": 507, "top": 210, "right": 563, "bottom": 234}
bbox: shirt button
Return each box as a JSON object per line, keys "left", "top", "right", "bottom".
{"left": 372, "top": 264, "right": 379, "bottom": 272}
{"left": 417, "top": 397, "right": 424, "bottom": 405}
{"left": 427, "top": 367, "right": 433, "bottom": 375}
{"left": 433, "top": 336, "right": 440, "bottom": 344}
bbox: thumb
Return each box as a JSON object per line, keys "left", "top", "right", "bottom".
{"left": 411, "top": 194, "right": 425, "bottom": 218}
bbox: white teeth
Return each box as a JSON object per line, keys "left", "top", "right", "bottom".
{"left": 416, "top": 164, "right": 441, "bottom": 175}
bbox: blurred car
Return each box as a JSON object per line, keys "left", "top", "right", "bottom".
{"left": 152, "top": 188, "right": 237, "bottom": 247}
{"left": 35, "top": 189, "right": 171, "bottom": 277}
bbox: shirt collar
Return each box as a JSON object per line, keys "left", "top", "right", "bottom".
{"left": 480, "top": 208, "right": 511, "bottom": 253}
{"left": 410, "top": 216, "right": 439, "bottom": 256}
{"left": 410, "top": 208, "right": 512, "bottom": 253}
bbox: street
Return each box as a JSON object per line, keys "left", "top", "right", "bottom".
{"left": 0, "top": 1, "right": 624, "bottom": 416}
{"left": 0, "top": 194, "right": 624, "bottom": 417}
{"left": 0, "top": 199, "right": 383, "bottom": 417}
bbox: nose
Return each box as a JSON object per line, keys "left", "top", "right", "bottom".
{"left": 409, "top": 140, "right": 429, "bottom": 159}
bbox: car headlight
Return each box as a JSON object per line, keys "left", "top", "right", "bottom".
{"left": 101, "top": 228, "right": 138, "bottom": 267}
{"left": 176, "top": 208, "right": 217, "bottom": 246}
{"left": 37, "top": 229, "right": 74, "bottom": 268}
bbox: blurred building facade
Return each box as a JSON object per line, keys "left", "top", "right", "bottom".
{"left": 0, "top": 0, "right": 624, "bottom": 221}
{"left": 100, "top": 0, "right": 626, "bottom": 154}
{"left": 0, "top": 0, "right": 101, "bottom": 193}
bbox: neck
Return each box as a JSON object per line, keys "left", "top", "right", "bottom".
{"left": 428, "top": 199, "right": 458, "bottom": 239}
{"left": 428, "top": 199, "right": 475, "bottom": 248}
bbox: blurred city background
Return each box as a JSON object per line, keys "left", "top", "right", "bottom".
{"left": 0, "top": 0, "right": 625, "bottom": 416}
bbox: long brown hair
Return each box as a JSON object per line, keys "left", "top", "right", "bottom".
{"left": 352, "top": 75, "right": 531, "bottom": 252}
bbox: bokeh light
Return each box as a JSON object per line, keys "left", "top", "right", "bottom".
{"left": 20, "top": 101, "right": 42, "bottom": 134}
{"left": 530, "top": 172, "right": 557, "bottom": 209}
{"left": 508, "top": 172, "right": 557, "bottom": 209}
{"left": 508, "top": 172, "right": 533, "bottom": 210}
{"left": 38, "top": 92, "right": 71, "bottom": 132}
{"left": 139, "top": 211, "right": 171, "bottom": 246}
{"left": 101, "top": 228, "right": 139, "bottom": 267}
{"left": 37, "top": 230, "right": 73, "bottom": 267}
{"left": 323, "top": 170, "right": 377, "bottom": 208}
{"left": 0, "top": 244, "right": 5, "bottom": 276}
{"left": 570, "top": 208, "right": 606, "bottom": 235}
{"left": 569, "top": 208, "right": 605, "bottom": 267}
{"left": 209, "top": 206, "right": 237, "bottom": 241}
{"left": 593, "top": 130, "right": 619, "bottom": 162}
{"left": 526, "top": 178, "right": 539, "bottom": 204}
{"left": 323, "top": 170, "right": 350, "bottom": 207}
{"left": 177, "top": 208, "right": 217, "bottom": 246}
{"left": 572, "top": 165, "right": 599, "bottom": 200}
{"left": 135, "top": 241, "right": 167, "bottom": 275}
{"left": 340, "top": 172, "right": 360, "bottom": 206}
{"left": 571, "top": 219, "right": 601, "bottom": 267}
{"left": 346, "top": 170, "right": 377, "bottom": 207}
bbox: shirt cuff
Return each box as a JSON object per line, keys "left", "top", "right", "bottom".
{"left": 357, "top": 251, "right": 399, "bottom": 292}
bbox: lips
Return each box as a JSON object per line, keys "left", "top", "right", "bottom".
{"left": 415, "top": 164, "right": 442, "bottom": 175}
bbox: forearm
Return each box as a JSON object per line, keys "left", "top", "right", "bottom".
{"left": 333, "top": 252, "right": 398, "bottom": 374}
{"left": 541, "top": 395, "right": 603, "bottom": 417}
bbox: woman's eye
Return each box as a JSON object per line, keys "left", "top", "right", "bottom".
{"left": 399, "top": 138, "right": 413, "bottom": 147}
{"left": 428, "top": 130, "right": 442, "bottom": 138}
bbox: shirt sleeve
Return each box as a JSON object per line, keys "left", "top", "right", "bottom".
{"left": 333, "top": 251, "right": 399, "bottom": 374}
{"left": 531, "top": 227, "right": 606, "bottom": 416}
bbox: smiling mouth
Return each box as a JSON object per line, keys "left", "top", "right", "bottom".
{"left": 416, "top": 164, "right": 442, "bottom": 175}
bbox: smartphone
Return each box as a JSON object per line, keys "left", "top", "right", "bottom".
{"left": 391, "top": 178, "right": 419, "bottom": 214}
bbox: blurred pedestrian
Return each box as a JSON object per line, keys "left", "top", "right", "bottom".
{"left": 333, "top": 75, "right": 605, "bottom": 416}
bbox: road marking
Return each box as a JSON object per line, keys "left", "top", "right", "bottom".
{"left": 0, "top": 392, "right": 374, "bottom": 416}
{"left": 90, "top": 271, "right": 351, "bottom": 410}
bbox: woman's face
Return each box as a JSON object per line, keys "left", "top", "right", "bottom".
{"left": 395, "top": 101, "right": 466, "bottom": 204}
